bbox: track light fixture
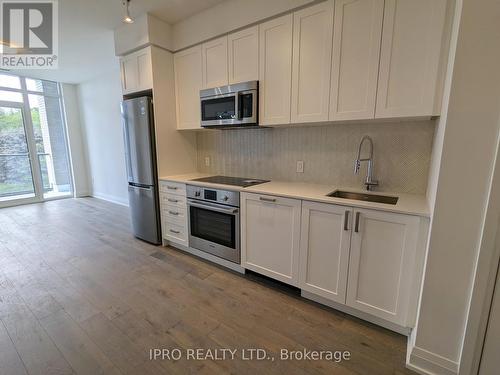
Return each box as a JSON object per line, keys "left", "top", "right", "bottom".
{"left": 122, "top": 0, "right": 134, "bottom": 24}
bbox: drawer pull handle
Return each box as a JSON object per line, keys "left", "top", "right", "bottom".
{"left": 355, "top": 212, "right": 361, "bottom": 233}
{"left": 168, "top": 211, "right": 179, "bottom": 216}
{"left": 167, "top": 198, "right": 179, "bottom": 203}
{"left": 259, "top": 197, "right": 276, "bottom": 203}
{"left": 344, "top": 211, "right": 350, "bottom": 231}
{"left": 167, "top": 186, "right": 178, "bottom": 190}
{"left": 169, "top": 229, "right": 181, "bottom": 234}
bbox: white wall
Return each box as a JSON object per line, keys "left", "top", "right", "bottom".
{"left": 409, "top": 0, "right": 500, "bottom": 374}
{"left": 77, "top": 66, "right": 129, "bottom": 206}
{"left": 60, "top": 83, "right": 90, "bottom": 197}
{"left": 172, "top": 0, "right": 315, "bottom": 50}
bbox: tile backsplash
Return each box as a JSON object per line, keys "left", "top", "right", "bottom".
{"left": 196, "top": 120, "right": 435, "bottom": 194}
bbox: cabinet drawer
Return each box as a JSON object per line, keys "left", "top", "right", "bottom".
{"left": 160, "top": 193, "right": 187, "bottom": 208}
{"left": 163, "top": 221, "right": 188, "bottom": 245}
{"left": 159, "top": 181, "right": 186, "bottom": 195}
{"left": 162, "top": 206, "right": 187, "bottom": 225}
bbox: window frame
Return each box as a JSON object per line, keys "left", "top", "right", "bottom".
{"left": 0, "top": 72, "right": 74, "bottom": 208}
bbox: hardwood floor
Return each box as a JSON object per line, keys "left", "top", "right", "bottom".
{"left": 0, "top": 198, "right": 416, "bottom": 375}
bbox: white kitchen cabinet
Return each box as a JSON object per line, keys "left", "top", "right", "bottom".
{"left": 375, "top": 0, "right": 448, "bottom": 118}
{"left": 241, "top": 193, "right": 301, "bottom": 285}
{"left": 259, "top": 14, "right": 293, "bottom": 126}
{"left": 228, "top": 26, "right": 259, "bottom": 84}
{"left": 291, "top": 1, "right": 334, "bottom": 124}
{"left": 346, "top": 208, "right": 420, "bottom": 325}
{"left": 202, "top": 36, "right": 229, "bottom": 89}
{"left": 174, "top": 45, "right": 203, "bottom": 130}
{"left": 120, "top": 47, "right": 153, "bottom": 94}
{"left": 329, "top": 0, "right": 384, "bottom": 121}
{"left": 159, "top": 181, "right": 188, "bottom": 247}
{"left": 299, "top": 202, "right": 352, "bottom": 304}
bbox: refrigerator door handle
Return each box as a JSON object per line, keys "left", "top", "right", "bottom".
{"left": 129, "top": 183, "right": 152, "bottom": 191}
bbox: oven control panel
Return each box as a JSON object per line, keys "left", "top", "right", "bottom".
{"left": 187, "top": 185, "right": 240, "bottom": 207}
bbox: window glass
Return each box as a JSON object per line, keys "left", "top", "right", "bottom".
{"left": 0, "top": 90, "right": 23, "bottom": 102}
{"left": 28, "top": 94, "right": 72, "bottom": 197}
{"left": 25, "top": 78, "right": 43, "bottom": 92}
{"left": 0, "top": 74, "right": 21, "bottom": 89}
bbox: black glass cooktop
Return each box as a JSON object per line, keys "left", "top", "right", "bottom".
{"left": 191, "top": 175, "right": 270, "bottom": 188}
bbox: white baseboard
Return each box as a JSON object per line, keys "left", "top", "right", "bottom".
{"left": 91, "top": 192, "right": 129, "bottom": 207}
{"left": 407, "top": 346, "right": 459, "bottom": 375}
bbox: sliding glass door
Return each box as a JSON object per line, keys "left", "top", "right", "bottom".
{"left": 0, "top": 74, "right": 73, "bottom": 206}
{"left": 0, "top": 104, "right": 36, "bottom": 201}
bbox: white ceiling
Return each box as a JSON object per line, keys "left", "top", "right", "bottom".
{"left": 12, "top": 0, "right": 228, "bottom": 84}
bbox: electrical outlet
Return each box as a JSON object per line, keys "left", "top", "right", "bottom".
{"left": 204, "top": 156, "right": 210, "bottom": 167}
{"left": 296, "top": 160, "right": 304, "bottom": 173}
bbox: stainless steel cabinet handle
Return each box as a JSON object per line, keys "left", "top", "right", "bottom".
{"left": 259, "top": 197, "right": 276, "bottom": 203}
{"left": 354, "top": 212, "right": 361, "bottom": 233}
{"left": 169, "top": 229, "right": 180, "bottom": 234}
{"left": 167, "top": 186, "right": 178, "bottom": 190}
{"left": 168, "top": 211, "right": 179, "bottom": 216}
{"left": 344, "top": 211, "right": 350, "bottom": 231}
{"left": 167, "top": 198, "right": 179, "bottom": 203}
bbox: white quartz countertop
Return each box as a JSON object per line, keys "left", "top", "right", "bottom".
{"left": 159, "top": 173, "right": 430, "bottom": 217}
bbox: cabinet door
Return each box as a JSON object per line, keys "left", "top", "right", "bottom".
{"left": 120, "top": 47, "right": 153, "bottom": 94}
{"left": 228, "top": 26, "right": 259, "bottom": 84}
{"left": 259, "top": 14, "right": 293, "bottom": 126}
{"left": 375, "top": 0, "right": 448, "bottom": 118}
{"left": 241, "top": 193, "right": 301, "bottom": 286}
{"left": 291, "top": 0, "right": 334, "bottom": 124}
{"left": 329, "top": 0, "right": 384, "bottom": 121}
{"left": 347, "top": 208, "right": 420, "bottom": 325}
{"left": 174, "top": 45, "right": 203, "bottom": 130}
{"left": 202, "top": 36, "right": 228, "bottom": 89}
{"left": 299, "top": 202, "right": 352, "bottom": 304}
{"left": 136, "top": 48, "right": 153, "bottom": 92}
{"left": 121, "top": 56, "right": 138, "bottom": 93}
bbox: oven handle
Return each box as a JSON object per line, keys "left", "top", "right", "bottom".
{"left": 187, "top": 200, "right": 239, "bottom": 215}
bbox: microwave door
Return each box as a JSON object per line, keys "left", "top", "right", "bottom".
{"left": 201, "top": 93, "right": 237, "bottom": 127}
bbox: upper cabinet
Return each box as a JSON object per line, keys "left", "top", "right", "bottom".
{"left": 329, "top": 0, "right": 384, "bottom": 121}
{"left": 228, "top": 26, "right": 259, "bottom": 84}
{"left": 171, "top": 0, "right": 451, "bottom": 129}
{"left": 202, "top": 36, "right": 229, "bottom": 89}
{"left": 375, "top": 0, "right": 449, "bottom": 118}
{"left": 174, "top": 45, "right": 203, "bottom": 130}
{"left": 259, "top": 14, "right": 293, "bottom": 126}
{"left": 291, "top": 1, "right": 334, "bottom": 123}
{"left": 120, "top": 47, "right": 153, "bottom": 95}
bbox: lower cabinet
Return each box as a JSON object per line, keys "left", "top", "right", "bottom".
{"left": 346, "top": 208, "right": 420, "bottom": 325}
{"left": 241, "top": 193, "right": 301, "bottom": 286}
{"left": 159, "top": 181, "right": 188, "bottom": 247}
{"left": 241, "top": 197, "right": 423, "bottom": 328}
{"left": 299, "top": 201, "right": 351, "bottom": 304}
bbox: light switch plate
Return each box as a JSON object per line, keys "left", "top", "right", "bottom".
{"left": 205, "top": 156, "right": 210, "bottom": 167}
{"left": 296, "top": 160, "right": 304, "bottom": 173}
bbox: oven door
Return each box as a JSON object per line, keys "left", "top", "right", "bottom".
{"left": 187, "top": 199, "right": 240, "bottom": 263}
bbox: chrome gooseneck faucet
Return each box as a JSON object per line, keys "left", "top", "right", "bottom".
{"left": 354, "top": 136, "right": 379, "bottom": 191}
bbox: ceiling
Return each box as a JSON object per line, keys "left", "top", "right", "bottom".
{"left": 12, "top": 0, "right": 228, "bottom": 84}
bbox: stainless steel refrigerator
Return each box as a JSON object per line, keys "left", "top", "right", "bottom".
{"left": 121, "top": 96, "right": 161, "bottom": 245}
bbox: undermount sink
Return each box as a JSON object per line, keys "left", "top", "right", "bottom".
{"left": 327, "top": 190, "right": 399, "bottom": 205}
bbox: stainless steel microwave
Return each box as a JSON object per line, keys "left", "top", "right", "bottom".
{"left": 200, "top": 80, "right": 258, "bottom": 128}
